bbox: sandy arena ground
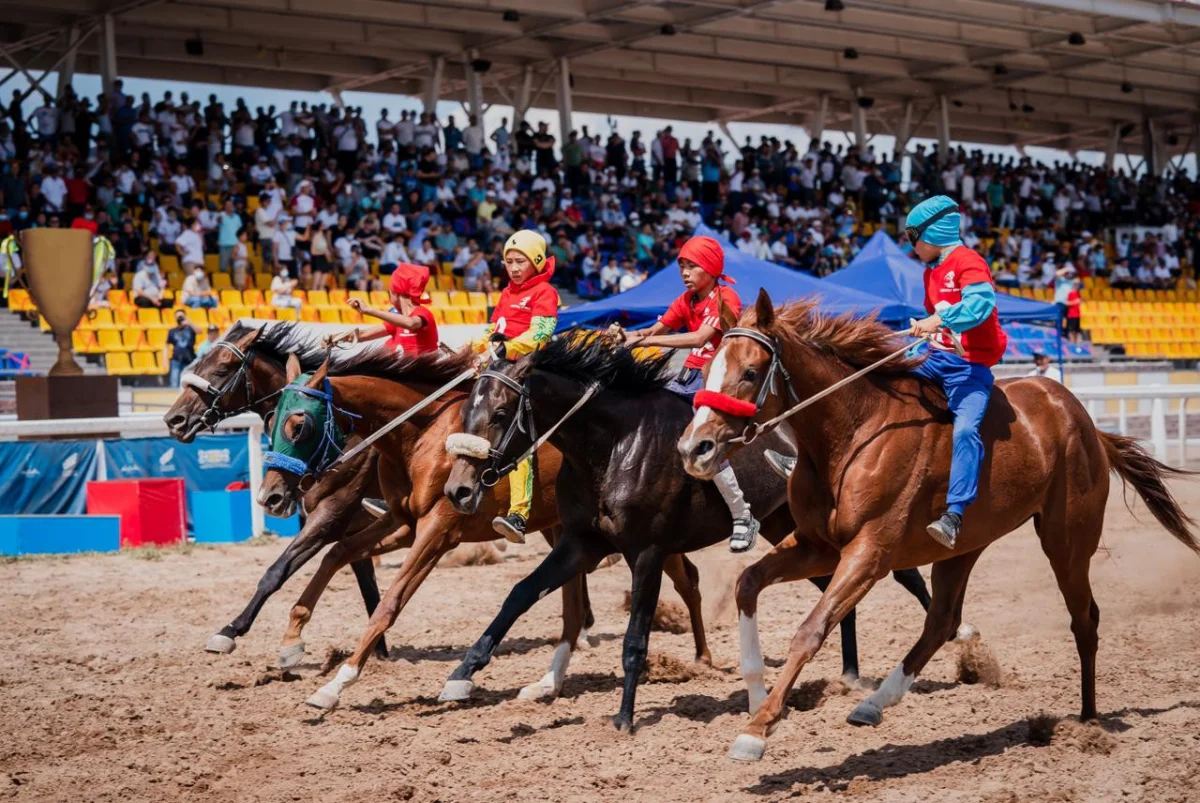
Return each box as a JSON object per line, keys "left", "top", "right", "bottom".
{"left": 2, "top": 481, "right": 1199, "bottom": 803}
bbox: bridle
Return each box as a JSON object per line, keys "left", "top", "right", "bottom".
{"left": 181, "top": 341, "right": 283, "bottom": 431}
{"left": 262, "top": 376, "right": 362, "bottom": 491}
{"left": 692, "top": 327, "right": 799, "bottom": 445}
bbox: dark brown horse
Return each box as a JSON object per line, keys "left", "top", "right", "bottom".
{"left": 257, "top": 347, "right": 713, "bottom": 711}
{"left": 680, "top": 290, "right": 1199, "bottom": 761}
{"left": 163, "top": 323, "right": 391, "bottom": 664}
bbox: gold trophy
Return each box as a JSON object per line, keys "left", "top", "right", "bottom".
{"left": 21, "top": 228, "right": 93, "bottom": 376}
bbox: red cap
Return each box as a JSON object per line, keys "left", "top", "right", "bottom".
{"left": 678, "top": 236, "right": 735, "bottom": 284}
{"left": 390, "top": 263, "right": 430, "bottom": 303}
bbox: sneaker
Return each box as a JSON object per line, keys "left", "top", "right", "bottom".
{"left": 362, "top": 498, "right": 389, "bottom": 519}
{"left": 926, "top": 512, "right": 961, "bottom": 549}
{"left": 729, "top": 517, "right": 761, "bottom": 553}
{"left": 492, "top": 513, "right": 527, "bottom": 544}
{"left": 764, "top": 450, "right": 797, "bottom": 480}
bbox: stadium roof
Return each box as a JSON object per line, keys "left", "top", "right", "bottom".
{"left": 7, "top": 0, "right": 1200, "bottom": 157}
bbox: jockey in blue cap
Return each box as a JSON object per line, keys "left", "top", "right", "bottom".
{"left": 763, "top": 195, "right": 1007, "bottom": 549}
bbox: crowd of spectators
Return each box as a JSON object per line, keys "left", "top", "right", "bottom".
{"left": 0, "top": 79, "right": 1197, "bottom": 315}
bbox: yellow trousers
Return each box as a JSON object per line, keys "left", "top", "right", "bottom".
{"left": 508, "top": 456, "right": 533, "bottom": 519}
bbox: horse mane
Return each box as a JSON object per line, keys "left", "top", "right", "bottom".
{"left": 742, "top": 299, "right": 924, "bottom": 374}
{"left": 531, "top": 330, "right": 673, "bottom": 393}
{"left": 231, "top": 321, "right": 476, "bottom": 384}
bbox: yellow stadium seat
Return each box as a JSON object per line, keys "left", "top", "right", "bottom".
{"left": 319, "top": 308, "right": 341, "bottom": 324}
{"left": 428, "top": 291, "right": 450, "bottom": 308}
{"left": 340, "top": 309, "right": 364, "bottom": 325}
{"left": 430, "top": 308, "right": 446, "bottom": 324}
{"left": 300, "top": 306, "right": 320, "bottom": 322}
{"left": 73, "top": 330, "right": 99, "bottom": 354}
{"left": 447, "top": 291, "right": 467, "bottom": 307}
{"left": 137, "top": 308, "right": 166, "bottom": 328}
{"left": 123, "top": 329, "right": 149, "bottom": 352}
{"left": 246, "top": 196, "right": 260, "bottom": 214}
{"left": 227, "top": 305, "right": 252, "bottom": 321}
{"left": 112, "top": 306, "right": 138, "bottom": 327}
{"left": 212, "top": 272, "right": 232, "bottom": 290}
{"left": 276, "top": 306, "right": 301, "bottom": 322}
{"left": 166, "top": 272, "right": 184, "bottom": 291}
{"left": 205, "top": 254, "right": 220, "bottom": 272}
{"left": 439, "top": 261, "right": 454, "bottom": 275}
{"left": 131, "top": 351, "right": 162, "bottom": 375}
{"left": 105, "top": 352, "right": 134, "bottom": 375}
{"left": 254, "top": 273, "right": 273, "bottom": 291}
{"left": 208, "top": 308, "right": 231, "bottom": 329}
{"left": 220, "top": 290, "right": 242, "bottom": 307}
{"left": 90, "top": 308, "right": 117, "bottom": 329}
{"left": 145, "top": 328, "right": 168, "bottom": 350}
{"left": 460, "top": 308, "right": 486, "bottom": 324}
{"left": 370, "top": 291, "right": 390, "bottom": 307}
{"left": 441, "top": 308, "right": 464, "bottom": 325}
{"left": 242, "top": 289, "right": 264, "bottom": 306}
{"left": 328, "top": 289, "right": 348, "bottom": 305}
{"left": 186, "top": 308, "right": 208, "bottom": 327}
{"left": 307, "top": 290, "right": 330, "bottom": 307}
{"left": 467, "top": 292, "right": 487, "bottom": 309}
{"left": 159, "top": 255, "right": 180, "bottom": 274}
{"left": 487, "top": 291, "right": 501, "bottom": 306}
{"left": 38, "top": 315, "right": 51, "bottom": 331}
{"left": 253, "top": 306, "right": 278, "bottom": 320}
{"left": 434, "top": 275, "right": 455, "bottom": 291}
{"left": 349, "top": 291, "right": 370, "bottom": 305}
{"left": 97, "top": 329, "right": 127, "bottom": 352}
{"left": 7, "top": 289, "right": 31, "bottom": 311}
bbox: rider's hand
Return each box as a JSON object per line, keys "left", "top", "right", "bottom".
{"left": 347, "top": 298, "right": 363, "bottom": 312}
{"left": 607, "top": 322, "right": 627, "bottom": 345}
{"left": 909, "top": 314, "right": 944, "bottom": 338}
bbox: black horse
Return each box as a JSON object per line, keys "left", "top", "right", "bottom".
{"left": 441, "top": 334, "right": 930, "bottom": 730}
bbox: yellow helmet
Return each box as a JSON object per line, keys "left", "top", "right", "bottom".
{"left": 503, "top": 230, "right": 548, "bottom": 272}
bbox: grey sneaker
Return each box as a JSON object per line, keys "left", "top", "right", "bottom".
{"left": 492, "top": 513, "right": 527, "bottom": 544}
{"left": 729, "top": 517, "right": 761, "bottom": 553}
{"left": 764, "top": 450, "right": 797, "bottom": 480}
{"left": 362, "top": 498, "right": 389, "bottom": 518}
{"left": 926, "top": 512, "right": 961, "bottom": 549}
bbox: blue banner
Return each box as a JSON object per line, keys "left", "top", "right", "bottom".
{"left": 101, "top": 434, "right": 250, "bottom": 490}
{"left": 0, "top": 440, "right": 99, "bottom": 515}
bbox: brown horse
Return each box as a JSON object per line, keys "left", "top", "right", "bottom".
{"left": 679, "top": 290, "right": 1198, "bottom": 761}
{"left": 257, "top": 347, "right": 712, "bottom": 711}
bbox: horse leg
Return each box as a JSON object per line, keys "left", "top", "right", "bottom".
{"left": 891, "top": 567, "right": 932, "bottom": 610}
{"left": 613, "top": 546, "right": 667, "bottom": 733}
{"left": 544, "top": 525, "right": 596, "bottom": 648}
{"left": 277, "top": 519, "right": 414, "bottom": 669}
{"left": 735, "top": 533, "right": 842, "bottom": 717}
{"left": 440, "top": 534, "right": 606, "bottom": 703}
{"left": 348, "top": 558, "right": 388, "bottom": 660}
{"left": 846, "top": 549, "right": 984, "bottom": 727}
{"left": 808, "top": 575, "right": 859, "bottom": 683}
{"left": 730, "top": 535, "right": 884, "bottom": 762}
{"left": 305, "top": 512, "right": 456, "bottom": 711}
{"left": 664, "top": 553, "right": 711, "bottom": 665}
{"left": 517, "top": 571, "right": 587, "bottom": 701}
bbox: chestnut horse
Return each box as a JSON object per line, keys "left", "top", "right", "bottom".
{"left": 680, "top": 290, "right": 1199, "bottom": 761}
{"left": 163, "top": 323, "right": 392, "bottom": 664}
{"left": 258, "top": 347, "right": 712, "bottom": 711}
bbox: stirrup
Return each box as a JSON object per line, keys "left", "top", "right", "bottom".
{"left": 362, "top": 498, "right": 389, "bottom": 519}
{"left": 764, "top": 450, "right": 797, "bottom": 480}
{"left": 729, "top": 517, "right": 760, "bottom": 553}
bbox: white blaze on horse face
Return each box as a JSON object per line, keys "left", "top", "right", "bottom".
{"left": 739, "top": 612, "right": 767, "bottom": 715}
{"left": 866, "top": 663, "right": 915, "bottom": 710}
{"left": 691, "top": 348, "right": 731, "bottom": 430}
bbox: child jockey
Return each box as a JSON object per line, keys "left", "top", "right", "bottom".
{"left": 474, "top": 229, "right": 560, "bottom": 543}
{"left": 338, "top": 262, "right": 439, "bottom": 355}
{"left": 621, "top": 235, "right": 760, "bottom": 552}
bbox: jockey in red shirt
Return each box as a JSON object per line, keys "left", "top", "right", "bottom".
{"left": 622, "top": 235, "right": 760, "bottom": 553}
{"left": 331, "top": 262, "right": 439, "bottom": 355}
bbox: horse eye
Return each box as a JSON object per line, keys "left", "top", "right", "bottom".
{"left": 493, "top": 409, "right": 509, "bottom": 423}
{"left": 742, "top": 368, "right": 758, "bottom": 382}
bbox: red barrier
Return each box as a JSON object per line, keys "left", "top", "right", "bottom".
{"left": 86, "top": 478, "right": 186, "bottom": 549}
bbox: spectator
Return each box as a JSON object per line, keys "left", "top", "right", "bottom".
{"left": 175, "top": 218, "right": 206, "bottom": 273}
{"left": 230, "top": 227, "right": 250, "bottom": 291}
{"left": 1065, "top": 279, "right": 1082, "bottom": 344}
{"left": 269, "top": 264, "right": 301, "bottom": 309}
{"left": 166, "top": 308, "right": 197, "bottom": 387}
{"left": 1027, "top": 350, "right": 1063, "bottom": 383}
{"left": 272, "top": 215, "right": 297, "bottom": 277}
{"left": 181, "top": 264, "right": 217, "bottom": 309}
{"left": 131, "top": 254, "right": 169, "bottom": 308}
{"left": 196, "top": 324, "right": 221, "bottom": 358}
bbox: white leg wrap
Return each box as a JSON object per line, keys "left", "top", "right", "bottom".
{"left": 445, "top": 433, "right": 491, "bottom": 459}
{"left": 519, "top": 641, "right": 572, "bottom": 700}
{"left": 866, "top": 663, "right": 915, "bottom": 710}
{"left": 715, "top": 463, "right": 752, "bottom": 521}
{"left": 739, "top": 612, "right": 767, "bottom": 714}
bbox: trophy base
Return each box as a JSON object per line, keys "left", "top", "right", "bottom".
{"left": 16, "top": 375, "right": 120, "bottom": 424}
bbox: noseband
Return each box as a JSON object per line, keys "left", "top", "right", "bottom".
{"left": 181, "top": 341, "right": 283, "bottom": 431}
{"left": 475, "top": 369, "right": 539, "bottom": 488}
{"left": 692, "top": 327, "right": 798, "bottom": 444}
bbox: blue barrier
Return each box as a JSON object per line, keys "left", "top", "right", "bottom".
{"left": 0, "top": 515, "right": 121, "bottom": 556}
{"left": 190, "top": 489, "right": 302, "bottom": 543}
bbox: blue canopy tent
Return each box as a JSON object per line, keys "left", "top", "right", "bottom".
{"left": 557, "top": 224, "right": 914, "bottom": 329}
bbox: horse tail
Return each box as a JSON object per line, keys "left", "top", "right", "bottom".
{"left": 1099, "top": 431, "right": 1199, "bottom": 554}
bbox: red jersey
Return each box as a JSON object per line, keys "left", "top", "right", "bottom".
{"left": 1066, "top": 289, "right": 1081, "bottom": 319}
{"left": 491, "top": 268, "right": 559, "bottom": 339}
{"left": 923, "top": 246, "right": 1007, "bottom": 367}
{"left": 660, "top": 285, "right": 742, "bottom": 369}
{"left": 384, "top": 305, "right": 439, "bottom": 355}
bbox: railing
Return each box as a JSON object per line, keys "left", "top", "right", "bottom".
{"left": 1072, "top": 384, "right": 1200, "bottom": 465}
{"left": 0, "top": 412, "right": 267, "bottom": 537}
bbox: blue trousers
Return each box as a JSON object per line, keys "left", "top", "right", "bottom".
{"left": 912, "top": 347, "right": 994, "bottom": 516}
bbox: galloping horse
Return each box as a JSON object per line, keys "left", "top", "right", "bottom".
{"left": 258, "top": 347, "right": 712, "bottom": 710}
{"left": 440, "top": 333, "right": 931, "bottom": 731}
{"left": 163, "top": 323, "right": 392, "bottom": 664}
{"left": 679, "top": 290, "right": 1199, "bottom": 761}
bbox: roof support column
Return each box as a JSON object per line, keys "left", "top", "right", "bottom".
{"left": 1142, "top": 117, "right": 1160, "bottom": 176}
{"left": 936, "top": 95, "right": 951, "bottom": 166}
{"left": 465, "top": 50, "right": 484, "bottom": 123}
{"left": 513, "top": 64, "right": 533, "bottom": 128}
{"left": 99, "top": 14, "right": 118, "bottom": 97}
{"left": 556, "top": 56, "right": 573, "bottom": 142}
{"left": 806, "top": 95, "right": 828, "bottom": 148}
{"left": 851, "top": 91, "right": 867, "bottom": 152}
{"left": 1105, "top": 122, "right": 1120, "bottom": 172}
{"left": 423, "top": 55, "right": 444, "bottom": 116}
{"left": 895, "top": 101, "right": 914, "bottom": 157}
{"left": 58, "top": 25, "right": 80, "bottom": 99}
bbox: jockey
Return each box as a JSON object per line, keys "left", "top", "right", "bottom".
{"left": 621, "top": 235, "right": 760, "bottom": 553}
{"left": 332, "top": 263, "right": 439, "bottom": 355}
{"left": 472, "top": 229, "right": 560, "bottom": 543}
{"left": 764, "top": 196, "right": 1006, "bottom": 550}
{"left": 907, "top": 195, "right": 1007, "bottom": 547}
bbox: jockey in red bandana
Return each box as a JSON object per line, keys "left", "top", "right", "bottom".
{"left": 622, "top": 235, "right": 759, "bottom": 553}
{"left": 330, "top": 262, "right": 439, "bottom": 355}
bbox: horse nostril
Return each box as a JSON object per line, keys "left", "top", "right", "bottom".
{"left": 167, "top": 414, "right": 186, "bottom": 430}
{"left": 451, "top": 485, "right": 473, "bottom": 504}
{"left": 264, "top": 493, "right": 284, "bottom": 510}
{"left": 694, "top": 440, "right": 715, "bottom": 458}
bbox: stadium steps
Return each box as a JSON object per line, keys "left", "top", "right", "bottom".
{"left": 0, "top": 310, "right": 107, "bottom": 375}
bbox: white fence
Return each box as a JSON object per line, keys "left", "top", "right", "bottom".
{"left": 0, "top": 413, "right": 267, "bottom": 537}
{"left": 1072, "top": 384, "right": 1200, "bottom": 466}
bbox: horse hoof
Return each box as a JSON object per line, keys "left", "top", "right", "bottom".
{"left": 277, "top": 642, "right": 306, "bottom": 669}
{"left": 304, "top": 686, "right": 340, "bottom": 711}
{"left": 517, "top": 673, "right": 560, "bottom": 701}
{"left": 846, "top": 700, "right": 883, "bottom": 727}
{"left": 611, "top": 716, "right": 634, "bottom": 734}
{"left": 438, "top": 679, "right": 475, "bottom": 702}
{"left": 728, "top": 734, "right": 768, "bottom": 762}
{"left": 954, "top": 623, "right": 980, "bottom": 643}
{"left": 205, "top": 634, "right": 236, "bottom": 654}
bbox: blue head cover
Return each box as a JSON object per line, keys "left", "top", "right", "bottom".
{"left": 905, "top": 195, "right": 962, "bottom": 248}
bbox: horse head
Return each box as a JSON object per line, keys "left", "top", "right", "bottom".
{"left": 444, "top": 356, "right": 534, "bottom": 515}
{"left": 679, "top": 288, "right": 790, "bottom": 479}
{"left": 164, "top": 324, "right": 270, "bottom": 442}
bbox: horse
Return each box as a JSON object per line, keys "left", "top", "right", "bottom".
{"left": 257, "top": 346, "right": 713, "bottom": 711}
{"left": 440, "top": 332, "right": 931, "bottom": 731}
{"left": 163, "top": 322, "right": 392, "bottom": 665}
{"left": 678, "top": 290, "right": 1199, "bottom": 761}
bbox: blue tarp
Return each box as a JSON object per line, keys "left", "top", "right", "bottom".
{"left": 557, "top": 224, "right": 915, "bottom": 329}
{"left": 825, "top": 232, "right": 1058, "bottom": 323}
{"left": 0, "top": 440, "right": 99, "bottom": 515}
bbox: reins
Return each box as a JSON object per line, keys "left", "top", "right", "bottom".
{"left": 181, "top": 341, "right": 283, "bottom": 430}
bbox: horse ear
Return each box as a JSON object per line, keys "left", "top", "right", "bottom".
{"left": 755, "top": 288, "right": 775, "bottom": 329}
{"left": 285, "top": 352, "right": 302, "bottom": 383}
{"left": 310, "top": 356, "right": 330, "bottom": 387}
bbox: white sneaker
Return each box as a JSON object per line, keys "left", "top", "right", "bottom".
{"left": 729, "top": 517, "right": 761, "bottom": 553}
